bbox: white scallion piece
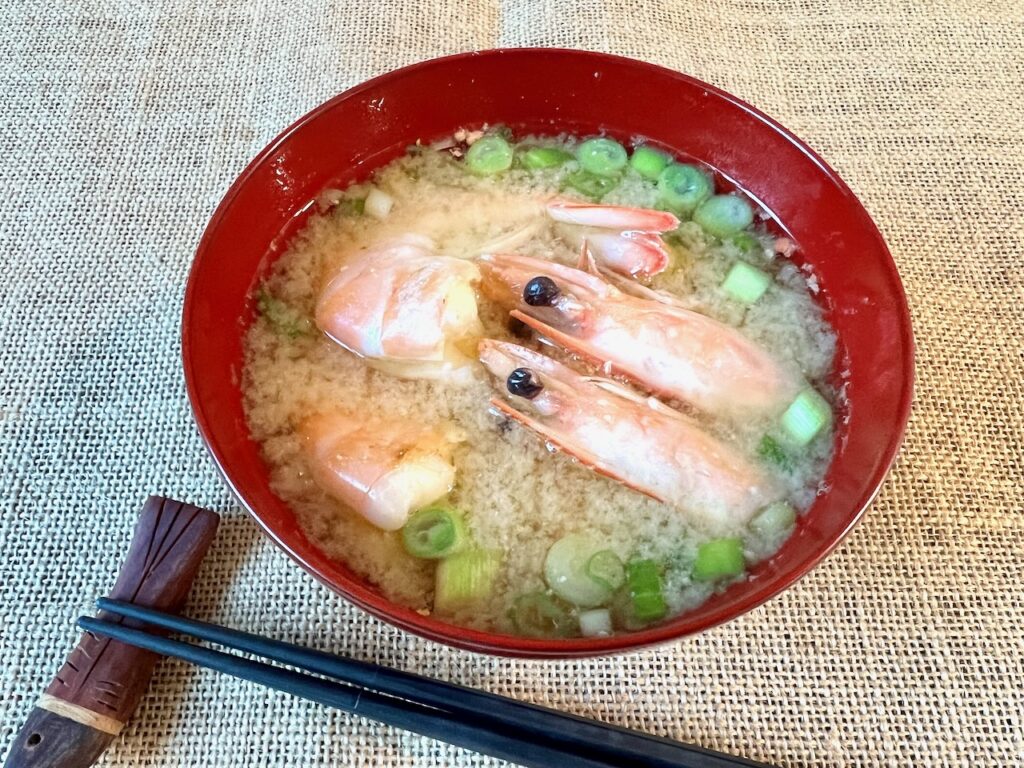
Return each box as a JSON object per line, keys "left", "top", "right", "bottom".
{"left": 365, "top": 187, "right": 394, "bottom": 220}
{"left": 579, "top": 608, "right": 613, "bottom": 637}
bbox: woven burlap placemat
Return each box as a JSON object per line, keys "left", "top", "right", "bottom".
{"left": 2, "top": 1, "right": 1022, "bottom": 766}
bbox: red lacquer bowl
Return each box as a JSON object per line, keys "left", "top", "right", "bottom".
{"left": 183, "top": 49, "right": 913, "bottom": 657}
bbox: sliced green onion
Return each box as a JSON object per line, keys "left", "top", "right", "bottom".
{"left": 750, "top": 502, "right": 797, "bottom": 539}
{"left": 520, "top": 146, "right": 573, "bottom": 170}
{"left": 626, "top": 559, "right": 661, "bottom": 592}
{"left": 465, "top": 135, "right": 514, "bottom": 175}
{"left": 256, "top": 288, "right": 313, "bottom": 339}
{"left": 509, "top": 592, "right": 576, "bottom": 638}
{"left": 578, "top": 608, "right": 613, "bottom": 638}
{"left": 727, "top": 231, "right": 761, "bottom": 255}
{"left": 563, "top": 170, "right": 618, "bottom": 200}
{"left": 632, "top": 592, "right": 667, "bottom": 621}
{"left": 544, "top": 533, "right": 612, "bottom": 607}
{"left": 338, "top": 197, "right": 365, "bottom": 216}
{"left": 657, "top": 163, "right": 713, "bottom": 216}
{"left": 629, "top": 145, "right": 672, "bottom": 180}
{"left": 780, "top": 388, "right": 832, "bottom": 446}
{"left": 585, "top": 550, "right": 626, "bottom": 592}
{"left": 693, "top": 194, "right": 755, "bottom": 238}
{"left": 722, "top": 261, "right": 772, "bottom": 303}
{"left": 434, "top": 549, "right": 500, "bottom": 612}
{"left": 692, "top": 538, "right": 745, "bottom": 582}
{"left": 626, "top": 559, "right": 667, "bottom": 622}
{"left": 758, "top": 435, "right": 793, "bottom": 471}
{"left": 402, "top": 506, "right": 467, "bottom": 559}
{"left": 576, "top": 137, "right": 628, "bottom": 177}
{"left": 364, "top": 187, "right": 394, "bottom": 220}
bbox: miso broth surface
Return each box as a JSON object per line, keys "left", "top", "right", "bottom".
{"left": 242, "top": 138, "right": 837, "bottom": 633}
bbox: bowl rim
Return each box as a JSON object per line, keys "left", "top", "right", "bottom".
{"left": 183, "top": 47, "right": 915, "bottom": 658}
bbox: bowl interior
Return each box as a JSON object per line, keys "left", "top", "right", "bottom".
{"left": 184, "top": 49, "right": 913, "bottom": 657}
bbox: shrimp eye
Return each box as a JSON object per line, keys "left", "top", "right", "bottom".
{"left": 523, "top": 276, "right": 560, "bottom": 306}
{"left": 506, "top": 368, "right": 543, "bottom": 399}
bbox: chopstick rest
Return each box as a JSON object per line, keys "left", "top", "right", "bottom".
{"left": 3, "top": 497, "right": 219, "bottom": 768}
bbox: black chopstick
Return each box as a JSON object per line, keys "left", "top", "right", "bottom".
{"left": 96, "top": 599, "right": 742, "bottom": 768}
{"left": 78, "top": 616, "right": 617, "bottom": 768}
{"left": 90, "top": 600, "right": 776, "bottom": 768}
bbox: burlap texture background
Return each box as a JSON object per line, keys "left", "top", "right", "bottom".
{"left": 2, "top": 1, "right": 1022, "bottom": 766}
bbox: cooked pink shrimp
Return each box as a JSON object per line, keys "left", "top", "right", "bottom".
{"left": 316, "top": 235, "right": 482, "bottom": 383}
{"left": 301, "top": 411, "right": 457, "bottom": 531}
{"left": 545, "top": 199, "right": 679, "bottom": 278}
{"left": 546, "top": 201, "right": 680, "bottom": 231}
{"left": 478, "top": 251, "right": 802, "bottom": 421}
{"left": 479, "top": 340, "right": 782, "bottom": 532}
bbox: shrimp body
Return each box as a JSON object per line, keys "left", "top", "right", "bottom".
{"left": 479, "top": 340, "right": 783, "bottom": 533}
{"left": 478, "top": 252, "right": 802, "bottom": 421}
{"left": 316, "top": 235, "right": 482, "bottom": 382}
{"left": 545, "top": 200, "right": 679, "bottom": 278}
{"left": 301, "top": 411, "right": 457, "bottom": 531}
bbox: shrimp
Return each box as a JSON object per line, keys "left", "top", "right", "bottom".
{"left": 545, "top": 200, "right": 679, "bottom": 278}
{"left": 301, "top": 411, "right": 458, "bottom": 531}
{"left": 316, "top": 235, "right": 482, "bottom": 384}
{"left": 478, "top": 250, "right": 803, "bottom": 421}
{"left": 479, "top": 340, "right": 783, "bottom": 533}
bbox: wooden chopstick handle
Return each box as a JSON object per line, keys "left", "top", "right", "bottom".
{"left": 4, "top": 497, "right": 219, "bottom": 768}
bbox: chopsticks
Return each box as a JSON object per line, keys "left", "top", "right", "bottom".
{"left": 80, "top": 599, "right": 775, "bottom": 768}
{"left": 78, "top": 616, "right": 604, "bottom": 768}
